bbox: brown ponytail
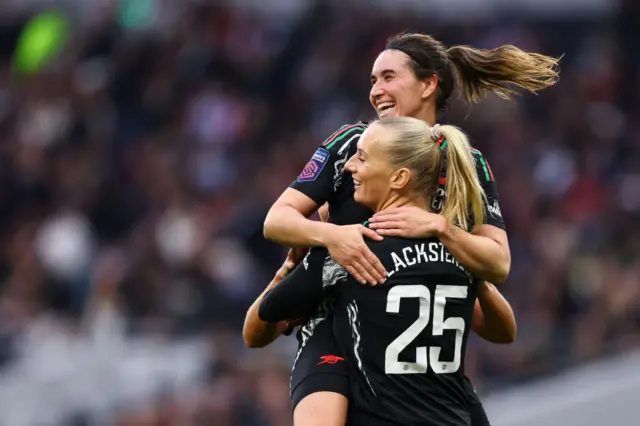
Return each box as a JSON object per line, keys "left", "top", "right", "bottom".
{"left": 385, "top": 32, "right": 561, "bottom": 111}
{"left": 447, "top": 44, "right": 561, "bottom": 104}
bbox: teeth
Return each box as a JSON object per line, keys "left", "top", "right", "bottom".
{"left": 377, "top": 102, "right": 395, "bottom": 116}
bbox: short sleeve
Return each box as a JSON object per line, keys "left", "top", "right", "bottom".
{"left": 289, "top": 123, "right": 367, "bottom": 205}
{"left": 472, "top": 149, "right": 506, "bottom": 230}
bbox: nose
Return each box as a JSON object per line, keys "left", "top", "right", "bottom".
{"left": 345, "top": 154, "right": 356, "bottom": 173}
{"left": 370, "top": 83, "right": 384, "bottom": 102}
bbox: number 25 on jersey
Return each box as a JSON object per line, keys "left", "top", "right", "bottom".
{"left": 385, "top": 285, "right": 467, "bottom": 375}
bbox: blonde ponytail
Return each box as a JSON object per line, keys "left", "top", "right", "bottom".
{"left": 437, "top": 125, "right": 486, "bottom": 230}
{"left": 374, "top": 117, "right": 486, "bottom": 230}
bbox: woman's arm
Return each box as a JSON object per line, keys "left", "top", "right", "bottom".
{"left": 243, "top": 251, "right": 298, "bottom": 348}
{"left": 471, "top": 282, "right": 517, "bottom": 344}
{"left": 264, "top": 188, "right": 338, "bottom": 247}
{"left": 369, "top": 208, "right": 510, "bottom": 284}
{"left": 259, "top": 249, "right": 327, "bottom": 322}
{"left": 438, "top": 223, "right": 510, "bottom": 284}
{"left": 265, "top": 189, "right": 385, "bottom": 286}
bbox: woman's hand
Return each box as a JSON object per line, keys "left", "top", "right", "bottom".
{"left": 324, "top": 224, "right": 386, "bottom": 285}
{"left": 369, "top": 207, "right": 447, "bottom": 238}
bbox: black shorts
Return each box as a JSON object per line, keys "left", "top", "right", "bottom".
{"left": 289, "top": 317, "right": 489, "bottom": 426}
{"left": 290, "top": 316, "right": 349, "bottom": 410}
{"left": 463, "top": 377, "right": 490, "bottom": 426}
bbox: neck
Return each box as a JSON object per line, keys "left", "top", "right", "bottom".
{"left": 375, "top": 192, "right": 430, "bottom": 213}
{"left": 413, "top": 106, "right": 437, "bottom": 126}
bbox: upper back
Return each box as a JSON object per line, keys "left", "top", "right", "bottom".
{"left": 330, "top": 236, "right": 478, "bottom": 426}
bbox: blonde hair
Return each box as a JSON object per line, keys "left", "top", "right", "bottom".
{"left": 374, "top": 117, "right": 485, "bottom": 230}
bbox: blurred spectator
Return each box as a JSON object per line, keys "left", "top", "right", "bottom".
{"left": 0, "top": 1, "right": 636, "bottom": 424}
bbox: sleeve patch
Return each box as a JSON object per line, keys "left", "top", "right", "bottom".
{"left": 297, "top": 148, "right": 330, "bottom": 182}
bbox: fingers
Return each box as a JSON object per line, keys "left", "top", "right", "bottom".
{"left": 369, "top": 213, "right": 397, "bottom": 223}
{"left": 368, "top": 220, "right": 402, "bottom": 230}
{"left": 361, "top": 226, "right": 384, "bottom": 241}
{"left": 375, "top": 228, "right": 404, "bottom": 237}
{"left": 318, "top": 203, "right": 329, "bottom": 223}
{"left": 362, "top": 250, "right": 387, "bottom": 282}
{"left": 345, "top": 265, "right": 367, "bottom": 285}
{"left": 351, "top": 260, "right": 378, "bottom": 286}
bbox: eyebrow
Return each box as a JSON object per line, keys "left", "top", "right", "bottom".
{"left": 370, "top": 69, "right": 396, "bottom": 82}
{"left": 356, "top": 147, "right": 366, "bottom": 157}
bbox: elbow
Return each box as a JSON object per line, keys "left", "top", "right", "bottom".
{"left": 497, "top": 326, "right": 517, "bottom": 344}
{"left": 492, "top": 318, "right": 517, "bottom": 344}
{"left": 244, "top": 337, "right": 265, "bottom": 349}
{"left": 492, "top": 264, "right": 510, "bottom": 285}
{"left": 242, "top": 327, "right": 267, "bottom": 349}
{"left": 490, "top": 254, "right": 511, "bottom": 285}
{"left": 483, "top": 329, "right": 516, "bottom": 345}
{"left": 263, "top": 209, "right": 277, "bottom": 241}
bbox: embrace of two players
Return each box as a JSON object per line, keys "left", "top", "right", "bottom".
{"left": 243, "top": 31, "right": 559, "bottom": 426}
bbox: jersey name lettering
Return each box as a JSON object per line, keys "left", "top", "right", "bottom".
{"left": 387, "top": 242, "right": 469, "bottom": 278}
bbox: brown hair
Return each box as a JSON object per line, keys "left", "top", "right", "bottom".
{"left": 385, "top": 33, "right": 561, "bottom": 111}
{"left": 375, "top": 117, "right": 485, "bottom": 230}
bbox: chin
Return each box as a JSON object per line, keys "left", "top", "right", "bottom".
{"left": 353, "top": 190, "right": 367, "bottom": 205}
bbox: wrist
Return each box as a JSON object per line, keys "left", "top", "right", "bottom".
{"left": 436, "top": 216, "right": 456, "bottom": 240}
{"left": 315, "top": 222, "right": 339, "bottom": 247}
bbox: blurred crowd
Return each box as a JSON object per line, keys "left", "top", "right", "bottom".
{"left": 0, "top": 1, "right": 638, "bottom": 425}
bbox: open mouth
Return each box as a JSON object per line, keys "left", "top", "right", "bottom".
{"left": 353, "top": 178, "right": 362, "bottom": 189}
{"left": 377, "top": 102, "right": 396, "bottom": 117}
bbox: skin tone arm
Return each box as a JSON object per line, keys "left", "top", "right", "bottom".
{"left": 471, "top": 282, "right": 517, "bottom": 344}
{"left": 369, "top": 208, "right": 510, "bottom": 284}
{"left": 439, "top": 222, "right": 510, "bottom": 284}
{"left": 264, "top": 189, "right": 387, "bottom": 285}
{"left": 244, "top": 203, "right": 330, "bottom": 348}
{"left": 243, "top": 250, "right": 298, "bottom": 348}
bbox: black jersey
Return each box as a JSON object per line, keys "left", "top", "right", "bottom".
{"left": 325, "top": 237, "right": 479, "bottom": 426}
{"left": 290, "top": 122, "right": 372, "bottom": 226}
{"left": 259, "top": 248, "right": 491, "bottom": 425}
{"left": 290, "top": 122, "right": 505, "bottom": 230}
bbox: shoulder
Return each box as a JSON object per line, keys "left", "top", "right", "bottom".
{"left": 366, "top": 237, "right": 417, "bottom": 258}
{"left": 469, "top": 146, "right": 496, "bottom": 183}
{"left": 321, "top": 121, "right": 369, "bottom": 154}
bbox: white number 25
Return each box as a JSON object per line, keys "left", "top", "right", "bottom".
{"left": 385, "top": 285, "right": 467, "bottom": 375}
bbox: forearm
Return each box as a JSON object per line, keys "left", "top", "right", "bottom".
{"left": 259, "top": 256, "right": 325, "bottom": 322}
{"left": 264, "top": 205, "right": 337, "bottom": 247}
{"left": 438, "top": 226, "right": 510, "bottom": 283}
{"left": 474, "top": 283, "right": 516, "bottom": 344}
{"left": 243, "top": 278, "right": 290, "bottom": 348}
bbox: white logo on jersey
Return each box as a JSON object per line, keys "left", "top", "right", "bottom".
{"left": 322, "top": 255, "right": 348, "bottom": 289}
{"left": 488, "top": 200, "right": 502, "bottom": 219}
{"left": 333, "top": 133, "right": 362, "bottom": 191}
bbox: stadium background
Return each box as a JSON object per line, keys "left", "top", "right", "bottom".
{"left": 0, "top": 0, "right": 637, "bottom": 424}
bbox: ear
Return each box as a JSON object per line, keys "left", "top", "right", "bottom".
{"left": 390, "top": 168, "right": 411, "bottom": 190}
{"left": 420, "top": 75, "right": 439, "bottom": 99}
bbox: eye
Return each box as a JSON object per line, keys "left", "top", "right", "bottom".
{"left": 384, "top": 75, "right": 394, "bottom": 82}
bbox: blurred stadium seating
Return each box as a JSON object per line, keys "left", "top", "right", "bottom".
{"left": 0, "top": 0, "right": 637, "bottom": 424}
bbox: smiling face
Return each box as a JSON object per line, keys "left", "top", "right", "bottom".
{"left": 345, "top": 123, "right": 414, "bottom": 212}
{"left": 345, "top": 125, "right": 393, "bottom": 211}
{"left": 369, "top": 49, "right": 436, "bottom": 121}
